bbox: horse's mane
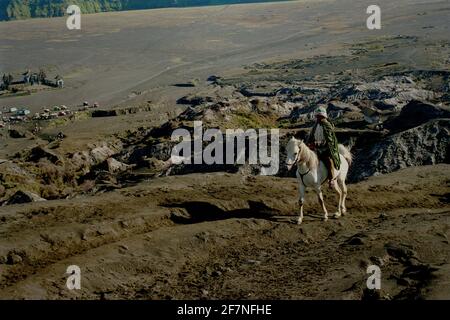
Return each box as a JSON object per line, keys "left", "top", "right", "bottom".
{"left": 298, "top": 141, "right": 319, "bottom": 170}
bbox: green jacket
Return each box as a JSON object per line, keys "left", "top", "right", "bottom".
{"left": 307, "top": 118, "right": 341, "bottom": 169}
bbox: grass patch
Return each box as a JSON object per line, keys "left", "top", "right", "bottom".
{"left": 228, "top": 110, "right": 277, "bottom": 129}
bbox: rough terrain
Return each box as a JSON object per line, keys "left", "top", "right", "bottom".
{"left": 0, "top": 0, "right": 449, "bottom": 300}
{"left": 0, "top": 165, "right": 449, "bottom": 299}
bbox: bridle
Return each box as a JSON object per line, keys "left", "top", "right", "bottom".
{"left": 290, "top": 141, "right": 329, "bottom": 186}
{"left": 297, "top": 167, "right": 310, "bottom": 186}
{"left": 291, "top": 145, "right": 310, "bottom": 186}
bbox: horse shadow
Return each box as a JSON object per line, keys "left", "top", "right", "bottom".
{"left": 163, "top": 200, "right": 329, "bottom": 225}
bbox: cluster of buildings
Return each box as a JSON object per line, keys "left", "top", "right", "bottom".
{"left": 79, "top": 101, "right": 100, "bottom": 110}
{"left": 0, "top": 101, "right": 100, "bottom": 128}
{"left": 0, "top": 105, "right": 73, "bottom": 129}
{"left": 32, "top": 105, "right": 73, "bottom": 120}
{"left": 1, "top": 69, "right": 64, "bottom": 92}
{"left": 22, "top": 70, "right": 64, "bottom": 88}
{"left": 0, "top": 107, "right": 32, "bottom": 127}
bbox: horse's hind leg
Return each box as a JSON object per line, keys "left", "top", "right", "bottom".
{"left": 315, "top": 187, "right": 328, "bottom": 221}
{"left": 297, "top": 183, "right": 305, "bottom": 225}
{"left": 338, "top": 178, "right": 348, "bottom": 215}
{"left": 332, "top": 181, "right": 342, "bottom": 218}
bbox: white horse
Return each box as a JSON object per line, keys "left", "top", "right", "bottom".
{"left": 286, "top": 137, "right": 353, "bottom": 224}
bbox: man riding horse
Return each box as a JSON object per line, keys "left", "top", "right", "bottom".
{"left": 306, "top": 105, "right": 340, "bottom": 188}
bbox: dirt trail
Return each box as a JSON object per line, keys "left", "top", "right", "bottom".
{"left": 0, "top": 164, "right": 449, "bottom": 299}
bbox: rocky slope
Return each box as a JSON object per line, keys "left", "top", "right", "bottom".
{"left": 1, "top": 35, "right": 450, "bottom": 206}
{"left": 350, "top": 119, "right": 450, "bottom": 182}
{"left": 1, "top": 68, "right": 449, "bottom": 205}
{"left": 112, "top": 68, "right": 450, "bottom": 182}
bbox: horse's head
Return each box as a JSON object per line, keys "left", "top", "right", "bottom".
{"left": 286, "top": 137, "right": 303, "bottom": 171}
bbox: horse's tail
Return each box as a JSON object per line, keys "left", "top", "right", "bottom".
{"left": 338, "top": 144, "right": 353, "bottom": 167}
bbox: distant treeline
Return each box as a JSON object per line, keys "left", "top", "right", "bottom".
{"left": 0, "top": 0, "right": 290, "bottom": 21}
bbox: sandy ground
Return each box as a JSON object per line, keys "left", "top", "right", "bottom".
{"left": 0, "top": 0, "right": 449, "bottom": 111}
{"left": 0, "top": 165, "right": 449, "bottom": 299}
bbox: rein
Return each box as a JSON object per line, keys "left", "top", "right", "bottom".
{"left": 294, "top": 147, "right": 310, "bottom": 186}
{"left": 297, "top": 167, "right": 310, "bottom": 186}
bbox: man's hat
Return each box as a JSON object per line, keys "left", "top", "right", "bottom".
{"left": 315, "top": 105, "right": 328, "bottom": 118}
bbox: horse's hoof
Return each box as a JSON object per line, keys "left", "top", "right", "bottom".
{"left": 297, "top": 219, "right": 303, "bottom": 225}
{"left": 334, "top": 212, "right": 341, "bottom": 218}
{"left": 323, "top": 217, "right": 328, "bottom": 222}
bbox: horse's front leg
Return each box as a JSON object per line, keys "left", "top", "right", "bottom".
{"left": 297, "top": 182, "right": 305, "bottom": 225}
{"left": 315, "top": 187, "right": 328, "bottom": 221}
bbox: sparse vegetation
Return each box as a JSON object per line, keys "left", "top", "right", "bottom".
{"left": 231, "top": 110, "right": 276, "bottom": 129}
{"left": 0, "top": 0, "right": 292, "bottom": 21}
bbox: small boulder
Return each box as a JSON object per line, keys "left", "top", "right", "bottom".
{"left": 7, "top": 190, "right": 46, "bottom": 205}
{"left": 106, "top": 158, "right": 130, "bottom": 173}
{"left": 9, "top": 128, "right": 27, "bottom": 138}
{"left": 385, "top": 243, "right": 417, "bottom": 262}
{"left": 345, "top": 235, "right": 365, "bottom": 245}
{"left": 26, "top": 146, "right": 62, "bottom": 164}
{"left": 90, "top": 145, "right": 117, "bottom": 164}
{"left": 7, "top": 253, "right": 23, "bottom": 265}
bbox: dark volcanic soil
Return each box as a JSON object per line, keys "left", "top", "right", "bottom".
{"left": 0, "top": 165, "right": 449, "bottom": 299}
